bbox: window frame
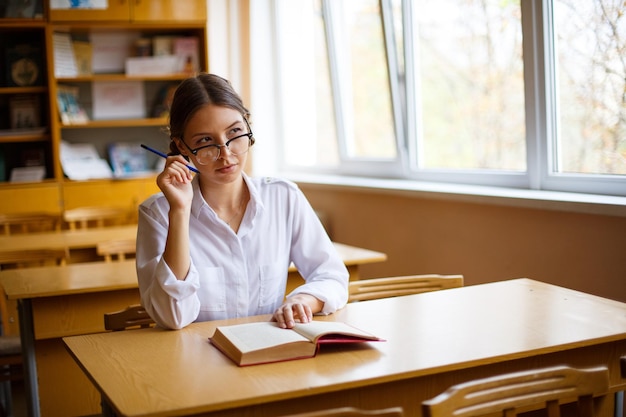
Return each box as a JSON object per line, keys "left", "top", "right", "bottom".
{"left": 271, "top": 0, "right": 626, "bottom": 197}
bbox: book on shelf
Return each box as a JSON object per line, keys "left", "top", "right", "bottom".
{"left": 9, "top": 95, "right": 41, "bottom": 129}
{"left": 2, "top": 0, "right": 44, "bottom": 19}
{"left": 125, "top": 55, "right": 179, "bottom": 76}
{"left": 209, "top": 320, "right": 385, "bottom": 367}
{"left": 49, "top": 0, "right": 107, "bottom": 10}
{"left": 10, "top": 166, "right": 45, "bottom": 182}
{"left": 56, "top": 85, "right": 88, "bottom": 124}
{"left": 152, "top": 36, "right": 176, "bottom": 56}
{"left": 72, "top": 40, "right": 93, "bottom": 76}
{"left": 92, "top": 81, "right": 146, "bottom": 120}
{"left": 108, "top": 142, "right": 151, "bottom": 178}
{"left": 90, "top": 31, "right": 140, "bottom": 74}
{"left": 173, "top": 36, "right": 200, "bottom": 74}
{"left": 52, "top": 32, "right": 78, "bottom": 78}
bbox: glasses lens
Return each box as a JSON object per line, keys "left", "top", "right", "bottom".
{"left": 194, "top": 135, "right": 251, "bottom": 164}
{"left": 195, "top": 147, "right": 219, "bottom": 165}
{"left": 229, "top": 135, "right": 250, "bottom": 155}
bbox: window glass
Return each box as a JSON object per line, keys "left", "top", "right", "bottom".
{"left": 313, "top": 0, "right": 340, "bottom": 166}
{"left": 414, "top": 0, "right": 525, "bottom": 171}
{"left": 278, "top": 0, "right": 338, "bottom": 168}
{"left": 553, "top": 0, "right": 626, "bottom": 175}
{"left": 341, "top": 0, "right": 396, "bottom": 159}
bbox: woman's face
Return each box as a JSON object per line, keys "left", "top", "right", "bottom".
{"left": 177, "top": 104, "right": 250, "bottom": 185}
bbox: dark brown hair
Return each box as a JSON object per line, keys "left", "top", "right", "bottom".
{"left": 167, "top": 73, "right": 253, "bottom": 155}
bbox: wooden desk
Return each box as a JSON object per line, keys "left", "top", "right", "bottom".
{"left": 0, "top": 224, "right": 137, "bottom": 262}
{"left": 287, "top": 242, "right": 387, "bottom": 293}
{"left": 2, "top": 261, "right": 140, "bottom": 417}
{"left": 0, "top": 242, "right": 386, "bottom": 417}
{"left": 64, "top": 278, "right": 626, "bottom": 417}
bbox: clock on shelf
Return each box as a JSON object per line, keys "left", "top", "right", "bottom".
{"left": 5, "top": 43, "right": 44, "bottom": 87}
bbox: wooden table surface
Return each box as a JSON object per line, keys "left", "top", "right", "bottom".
{"left": 64, "top": 278, "right": 626, "bottom": 417}
{"left": 0, "top": 224, "right": 137, "bottom": 252}
{"left": 0, "top": 241, "right": 387, "bottom": 417}
{"left": 0, "top": 242, "right": 386, "bottom": 300}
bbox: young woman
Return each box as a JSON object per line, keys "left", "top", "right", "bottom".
{"left": 136, "top": 73, "right": 349, "bottom": 330}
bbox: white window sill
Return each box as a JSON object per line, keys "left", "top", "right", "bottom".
{"left": 284, "top": 173, "right": 626, "bottom": 218}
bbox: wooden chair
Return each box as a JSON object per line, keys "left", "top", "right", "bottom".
{"left": 0, "top": 212, "right": 61, "bottom": 235}
{"left": 348, "top": 274, "right": 463, "bottom": 302}
{"left": 0, "top": 248, "right": 68, "bottom": 270}
{"left": 282, "top": 407, "right": 404, "bottom": 416}
{"left": 97, "top": 238, "right": 136, "bottom": 262}
{"left": 104, "top": 304, "right": 154, "bottom": 331}
{"left": 0, "top": 283, "right": 22, "bottom": 417}
{"left": 618, "top": 355, "right": 626, "bottom": 417}
{"left": 63, "top": 206, "right": 133, "bottom": 230}
{"left": 0, "top": 313, "right": 21, "bottom": 417}
{"left": 422, "top": 365, "right": 610, "bottom": 417}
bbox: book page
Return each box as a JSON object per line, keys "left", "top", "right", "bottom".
{"left": 217, "top": 322, "right": 309, "bottom": 354}
{"left": 292, "top": 321, "right": 381, "bottom": 343}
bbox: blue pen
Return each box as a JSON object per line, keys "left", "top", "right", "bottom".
{"left": 140, "top": 144, "right": 199, "bottom": 173}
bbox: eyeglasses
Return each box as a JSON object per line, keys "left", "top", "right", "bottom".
{"left": 181, "top": 120, "right": 253, "bottom": 165}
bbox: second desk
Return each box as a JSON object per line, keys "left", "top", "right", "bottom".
{"left": 0, "top": 242, "right": 386, "bottom": 417}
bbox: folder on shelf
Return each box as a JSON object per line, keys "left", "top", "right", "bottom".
{"left": 60, "top": 141, "right": 113, "bottom": 180}
{"left": 108, "top": 142, "right": 152, "bottom": 178}
{"left": 52, "top": 32, "right": 78, "bottom": 78}
{"left": 92, "top": 81, "right": 146, "bottom": 120}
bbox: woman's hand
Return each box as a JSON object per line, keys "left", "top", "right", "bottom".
{"left": 156, "top": 156, "right": 195, "bottom": 210}
{"left": 272, "top": 294, "right": 323, "bottom": 329}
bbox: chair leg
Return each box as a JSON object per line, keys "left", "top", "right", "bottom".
{"left": 615, "top": 391, "right": 624, "bottom": 417}
{"left": 0, "top": 380, "right": 11, "bottom": 417}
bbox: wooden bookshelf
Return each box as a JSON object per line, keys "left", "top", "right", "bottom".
{"left": 0, "top": 1, "right": 207, "bottom": 215}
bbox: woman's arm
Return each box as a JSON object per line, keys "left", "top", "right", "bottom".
{"left": 136, "top": 158, "right": 201, "bottom": 329}
{"left": 273, "top": 183, "right": 349, "bottom": 327}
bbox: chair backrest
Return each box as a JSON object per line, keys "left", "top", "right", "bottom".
{"left": 0, "top": 212, "right": 61, "bottom": 235}
{"left": 63, "top": 206, "right": 132, "bottom": 230}
{"left": 282, "top": 407, "right": 404, "bottom": 417}
{"left": 0, "top": 248, "right": 68, "bottom": 270}
{"left": 104, "top": 304, "right": 155, "bottom": 331}
{"left": 348, "top": 274, "right": 464, "bottom": 302}
{"left": 422, "top": 365, "right": 610, "bottom": 417}
{"left": 97, "top": 238, "right": 136, "bottom": 262}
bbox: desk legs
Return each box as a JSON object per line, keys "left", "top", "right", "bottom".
{"left": 101, "top": 395, "right": 116, "bottom": 417}
{"left": 18, "top": 299, "right": 40, "bottom": 417}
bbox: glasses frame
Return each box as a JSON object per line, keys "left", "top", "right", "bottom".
{"left": 181, "top": 118, "right": 253, "bottom": 163}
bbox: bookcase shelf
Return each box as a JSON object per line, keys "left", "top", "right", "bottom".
{"left": 0, "top": 130, "right": 49, "bottom": 143}
{"left": 61, "top": 117, "right": 168, "bottom": 129}
{"left": 0, "top": 1, "right": 207, "bottom": 224}
{"left": 0, "top": 86, "right": 48, "bottom": 95}
{"left": 57, "top": 73, "right": 190, "bottom": 83}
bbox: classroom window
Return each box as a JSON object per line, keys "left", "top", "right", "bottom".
{"left": 273, "top": 0, "right": 626, "bottom": 196}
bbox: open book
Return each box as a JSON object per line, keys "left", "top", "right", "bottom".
{"left": 209, "top": 320, "right": 384, "bottom": 366}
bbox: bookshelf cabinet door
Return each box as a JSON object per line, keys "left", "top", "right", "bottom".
{"left": 49, "top": 1, "right": 131, "bottom": 22}
{"left": 62, "top": 178, "right": 159, "bottom": 211}
{"left": 132, "top": 0, "right": 207, "bottom": 22}
{"left": 0, "top": 183, "right": 61, "bottom": 214}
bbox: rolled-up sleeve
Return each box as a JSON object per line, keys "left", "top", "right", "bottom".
{"left": 136, "top": 196, "right": 201, "bottom": 329}
{"left": 285, "top": 186, "right": 349, "bottom": 314}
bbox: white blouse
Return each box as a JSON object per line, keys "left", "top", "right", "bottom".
{"left": 136, "top": 174, "right": 349, "bottom": 329}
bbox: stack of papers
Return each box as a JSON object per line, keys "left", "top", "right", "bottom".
{"left": 60, "top": 141, "right": 113, "bottom": 180}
